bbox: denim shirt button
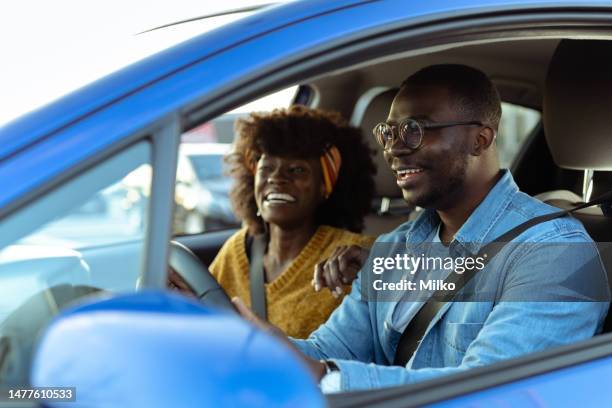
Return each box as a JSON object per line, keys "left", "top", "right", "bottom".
{"left": 384, "top": 321, "right": 390, "bottom": 331}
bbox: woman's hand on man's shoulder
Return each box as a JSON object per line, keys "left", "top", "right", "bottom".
{"left": 312, "top": 245, "right": 370, "bottom": 297}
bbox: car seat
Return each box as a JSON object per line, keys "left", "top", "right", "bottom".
{"left": 351, "top": 87, "right": 414, "bottom": 236}
{"left": 542, "top": 39, "right": 612, "bottom": 331}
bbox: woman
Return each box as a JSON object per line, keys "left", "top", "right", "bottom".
{"left": 182, "top": 106, "right": 376, "bottom": 338}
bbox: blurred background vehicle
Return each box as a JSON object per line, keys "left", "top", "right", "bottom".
{"left": 174, "top": 142, "right": 239, "bottom": 234}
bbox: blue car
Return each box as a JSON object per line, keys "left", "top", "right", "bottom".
{"left": 1, "top": 1, "right": 612, "bottom": 407}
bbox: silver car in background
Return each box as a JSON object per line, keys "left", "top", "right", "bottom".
{"left": 175, "top": 143, "right": 239, "bottom": 234}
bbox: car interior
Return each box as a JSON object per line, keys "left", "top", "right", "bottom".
{"left": 167, "top": 34, "right": 612, "bottom": 405}
{"left": 175, "top": 37, "right": 612, "bottom": 302}
{"left": 2, "top": 21, "right": 612, "bottom": 401}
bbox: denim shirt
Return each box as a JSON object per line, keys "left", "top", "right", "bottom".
{"left": 293, "top": 170, "right": 610, "bottom": 391}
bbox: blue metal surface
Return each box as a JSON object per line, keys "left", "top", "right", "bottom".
{"left": 31, "top": 291, "right": 324, "bottom": 408}
{"left": 2, "top": 0, "right": 612, "bottom": 212}
{"left": 427, "top": 356, "right": 612, "bottom": 407}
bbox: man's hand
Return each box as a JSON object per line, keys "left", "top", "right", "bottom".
{"left": 232, "top": 297, "right": 326, "bottom": 381}
{"left": 313, "top": 245, "right": 370, "bottom": 298}
{"left": 167, "top": 267, "right": 197, "bottom": 298}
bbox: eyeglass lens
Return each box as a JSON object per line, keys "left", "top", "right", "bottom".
{"left": 373, "top": 119, "right": 423, "bottom": 149}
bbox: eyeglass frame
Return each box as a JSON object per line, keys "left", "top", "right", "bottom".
{"left": 372, "top": 117, "right": 484, "bottom": 150}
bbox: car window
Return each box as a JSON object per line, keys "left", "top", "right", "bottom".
{"left": 0, "top": 141, "right": 151, "bottom": 385}
{"left": 172, "top": 86, "right": 298, "bottom": 235}
{"left": 20, "top": 165, "right": 150, "bottom": 250}
{"left": 0, "top": 142, "right": 151, "bottom": 384}
{"left": 497, "top": 102, "right": 541, "bottom": 168}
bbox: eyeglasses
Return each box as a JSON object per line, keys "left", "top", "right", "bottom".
{"left": 373, "top": 118, "right": 483, "bottom": 150}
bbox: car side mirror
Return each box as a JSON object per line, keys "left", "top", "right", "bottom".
{"left": 31, "top": 291, "right": 324, "bottom": 407}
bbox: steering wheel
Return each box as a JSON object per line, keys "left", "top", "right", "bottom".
{"left": 169, "top": 241, "right": 237, "bottom": 314}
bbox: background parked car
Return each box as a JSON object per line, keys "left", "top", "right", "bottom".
{"left": 174, "top": 142, "right": 239, "bottom": 234}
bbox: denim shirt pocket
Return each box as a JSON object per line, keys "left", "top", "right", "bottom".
{"left": 441, "top": 322, "right": 484, "bottom": 366}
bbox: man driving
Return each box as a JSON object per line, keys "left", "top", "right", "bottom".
{"left": 233, "top": 64, "right": 609, "bottom": 392}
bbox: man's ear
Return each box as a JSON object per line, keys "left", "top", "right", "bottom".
{"left": 472, "top": 126, "right": 496, "bottom": 155}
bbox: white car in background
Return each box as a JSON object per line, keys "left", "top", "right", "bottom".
{"left": 176, "top": 143, "right": 239, "bottom": 234}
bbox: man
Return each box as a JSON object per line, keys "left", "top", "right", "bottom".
{"left": 233, "top": 64, "right": 609, "bottom": 391}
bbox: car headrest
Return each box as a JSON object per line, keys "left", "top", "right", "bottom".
{"left": 544, "top": 39, "right": 612, "bottom": 170}
{"left": 352, "top": 88, "right": 403, "bottom": 198}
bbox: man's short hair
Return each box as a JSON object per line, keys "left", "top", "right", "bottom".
{"left": 401, "top": 64, "right": 502, "bottom": 129}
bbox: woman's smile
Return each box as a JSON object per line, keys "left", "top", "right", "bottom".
{"left": 264, "top": 192, "right": 297, "bottom": 206}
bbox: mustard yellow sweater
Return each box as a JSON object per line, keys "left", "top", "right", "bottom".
{"left": 210, "top": 225, "right": 374, "bottom": 339}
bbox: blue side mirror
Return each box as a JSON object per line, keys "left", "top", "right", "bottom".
{"left": 31, "top": 291, "right": 325, "bottom": 408}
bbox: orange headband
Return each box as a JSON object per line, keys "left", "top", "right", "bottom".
{"left": 245, "top": 145, "right": 342, "bottom": 198}
{"left": 320, "top": 145, "right": 342, "bottom": 198}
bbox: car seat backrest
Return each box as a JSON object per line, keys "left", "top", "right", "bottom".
{"left": 545, "top": 40, "right": 612, "bottom": 171}
{"left": 351, "top": 88, "right": 413, "bottom": 236}
{"left": 543, "top": 39, "right": 612, "bottom": 332}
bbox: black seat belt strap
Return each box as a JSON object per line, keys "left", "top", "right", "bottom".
{"left": 392, "top": 190, "right": 612, "bottom": 367}
{"left": 248, "top": 234, "right": 268, "bottom": 321}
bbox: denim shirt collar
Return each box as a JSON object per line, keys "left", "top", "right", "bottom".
{"left": 404, "top": 170, "right": 518, "bottom": 255}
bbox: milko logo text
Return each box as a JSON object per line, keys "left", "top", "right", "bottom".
{"left": 372, "top": 279, "right": 457, "bottom": 291}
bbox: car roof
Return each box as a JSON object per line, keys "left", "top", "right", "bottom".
{"left": 311, "top": 38, "right": 558, "bottom": 113}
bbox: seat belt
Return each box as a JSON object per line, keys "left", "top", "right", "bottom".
{"left": 248, "top": 234, "right": 268, "bottom": 321}
{"left": 393, "top": 190, "right": 612, "bottom": 367}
